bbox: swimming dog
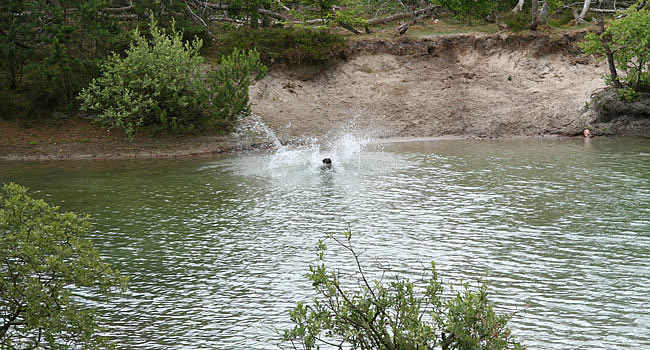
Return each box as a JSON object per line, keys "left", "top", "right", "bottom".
{"left": 320, "top": 158, "right": 332, "bottom": 171}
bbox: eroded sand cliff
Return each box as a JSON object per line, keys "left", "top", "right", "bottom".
{"left": 250, "top": 32, "right": 647, "bottom": 144}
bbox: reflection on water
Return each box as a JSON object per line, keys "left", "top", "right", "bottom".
{"left": 1, "top": 137, "right": 649, "bottom": 350}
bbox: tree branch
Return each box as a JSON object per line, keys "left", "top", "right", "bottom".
{"left": 339, "top": 21, "right": 363, "bottom": 35}
{"left": 0, "top": 30, "right": 33, "bottom": 49}
{"left": 102, "top": 0, "right": 133, "bottom": 13}
{"left": 0, "top": 307, "right": 23, "bottom": 339}
{"left": 184, "top": 1, "right": 214, "bottom": 38}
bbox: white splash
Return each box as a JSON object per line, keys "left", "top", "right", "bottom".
{"left": 235, "top": 114, "right": 284, "bottom": 149}
{"left": 221, "top": 114, "right": 407, "bottom": 179}
{"left": 268, "top": 133, "right": 370, "bottom": 174}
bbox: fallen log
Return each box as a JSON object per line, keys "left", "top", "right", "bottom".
{"left": 367, "top": 5, "right": 439, "bottom": 26}
{"left": 257, "top": 8, "right": 291, "bottom": 22}
{"left": 198, "top": 1, "right": 230, "bottom": 10}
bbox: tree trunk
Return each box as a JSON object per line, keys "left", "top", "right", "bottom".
{"left": 577, "top": 0, "right": 592, "bottom": 23}
{"left": 250, "top": 10, "right": 259, "bottom": 28}
{"left": 257, "top": 8, "right": 291, "bottom": 22}
{"left": 262, "top": 14, "right": 271, "bottom": 27}
{"left": 635, "top": 60, "right": 644, "bottom": 91}
{"left": 530, "top": 0, "right": 539, "bottom": 30}
{"left": 597, "top": 18, "right": 622, "bottom": 88}
{"left": 512, "top": 0, "right": 525, "bottom": 13}
{"left": 539, "top": 1, "right": 549, "bottom": 24}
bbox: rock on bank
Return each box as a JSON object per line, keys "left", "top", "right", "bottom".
{"left": 249, "top": 31, "right": 646, "bottom": 142}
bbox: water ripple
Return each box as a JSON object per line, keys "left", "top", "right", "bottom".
{"left": 1, "top": 138, "right": 649, "bottom": 349}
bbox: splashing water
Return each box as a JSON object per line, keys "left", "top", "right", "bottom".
{"left": 228, "top": 114, "right": 407, "bottom": 179}
{"left": 220, "top": 129, "right": 397, "bottom": 180}
{"left": 268, "top": 132, "right": 372, "bottom": 174}
{"left": 235, "top": 114, "right": 284, "bottom": 149}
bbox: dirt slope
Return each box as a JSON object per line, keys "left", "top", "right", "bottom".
{"left": 250, "top": 32, "right": 617, "bottom": 144}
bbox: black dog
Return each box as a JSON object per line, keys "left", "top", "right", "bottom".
{"left": 319, "top": 158, "right": 332, "bottom": 171}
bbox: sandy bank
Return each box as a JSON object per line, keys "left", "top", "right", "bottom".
{"left": 250, "top": 31, "right": 624, "bottom": 146}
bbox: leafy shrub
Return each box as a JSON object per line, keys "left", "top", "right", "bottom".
{"left": 202, "top": 48, "right": 268, "bottom": 126}
{"left": 503, "top": 11, "right": 530, "bottom": 32}
{"left": 79, "top": 18, "right": 266, "bottom": 140}
{"left": 1, "top": 183, "right": 127, "bottom": 349}
{"left": 617, "top": 87, "right": 640, "bottom": 102}
{"left": 214, "top": 27, "right": 347, "bottom": 66}
{"left": 434, "top": 0, "right": 510, "bottom": 22}
{"left": 581, "top": 8, "right": 650, "bottom": 93}
{"left": 282, "top": 231, "right": 525, "bottom": 350}
{"left": 0, "top": 90, "right": 27, "bottom": 120}
{"left": 547, "top": 9, "right": 575, "bottom": 27}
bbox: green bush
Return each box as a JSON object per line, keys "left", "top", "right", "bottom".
{"left": 79, "top": 18, "right": 266, "bottom": 140}
{"left": 547, "top": 9, "right": 575, "bottom": 27}
{"left": 202, "top": 48, "right": 268, "bottom": 127}
{"left": 0, "top": 90, "right": 26, "bottom": 120}
{"left": 581, "top": 8, "right": 650, "bottom": 93}
{"left": 282, "top": 231, "right": 525, "bottom": 350}
{"left": 1, "top": 183, "right": 127, "bottom": 349}
{"left": 434, "top": 0, "right": 514, "bottom": 22}
{"left": 617, "top": 87, "right": 640, "bottom": 102}
{"left": 503, "top": 11, "right": 530, "bottom": 32}
{"left": 214, "top": 27, "right": 347, "bottom": 66}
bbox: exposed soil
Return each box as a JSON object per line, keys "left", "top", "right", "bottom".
{"left": 250, "top": 31, "right": 645, "bottom": 145}
{"left": 1, "top": 31, "right": 647, "bottom": 160}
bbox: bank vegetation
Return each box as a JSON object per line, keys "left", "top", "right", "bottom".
{"left": 1, "top": 0, "right": 648, "bottom": 140}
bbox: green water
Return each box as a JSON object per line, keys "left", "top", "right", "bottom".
{"left": 1, "top": 137, "right": 649, "bottom": 349}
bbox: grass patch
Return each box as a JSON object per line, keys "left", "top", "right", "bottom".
{"left": 408, "top": 20, "right": 498, "bottom": 36}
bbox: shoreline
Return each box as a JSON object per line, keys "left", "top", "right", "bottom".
{"left": 0, "top": 132, "right": 629, "bottom": 161}
{"left": 3, "top": 33, "right": 649, "bottom": 161}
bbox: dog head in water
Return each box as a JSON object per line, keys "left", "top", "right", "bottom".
{"left": 320, "top": 158, "right": 332, "bottom": 171}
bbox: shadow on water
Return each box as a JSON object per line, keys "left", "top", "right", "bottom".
{"left": 1, "top": 135, "right": 649, "bottom": 350}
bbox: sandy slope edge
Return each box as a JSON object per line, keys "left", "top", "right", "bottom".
{"left": 250, "top": 31, "right": 648, "bottom": 146}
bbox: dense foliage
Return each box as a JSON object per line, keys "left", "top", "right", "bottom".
{"left": 0, "top": 183, "right": 127, "bottom": 349}
{"left": 216, "top": 27, "right": 347, "bottom": 65}
{"left": 228, "top": 0, "right": 275, "bottom": 27}
{"left": 281, "top": 232, "right": 524, "bottom": 350}
{"left": 434, "top": 0, "right": 517, "bottom": 22}
{"left": 0, "top": 0, "right": 123, "bottom": 100}
{"left": 79, "top": 19, "right": 266, "bottom": 139}
{"left": 204, "top": 48, "right": 268, "bottom": 125}
{"left": 581, "top": 6, "right": 649, "bottom": 96}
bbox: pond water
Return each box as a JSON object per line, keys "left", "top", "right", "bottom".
{"left": 1, "top": 136, "right": 649, "bottom": 349}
